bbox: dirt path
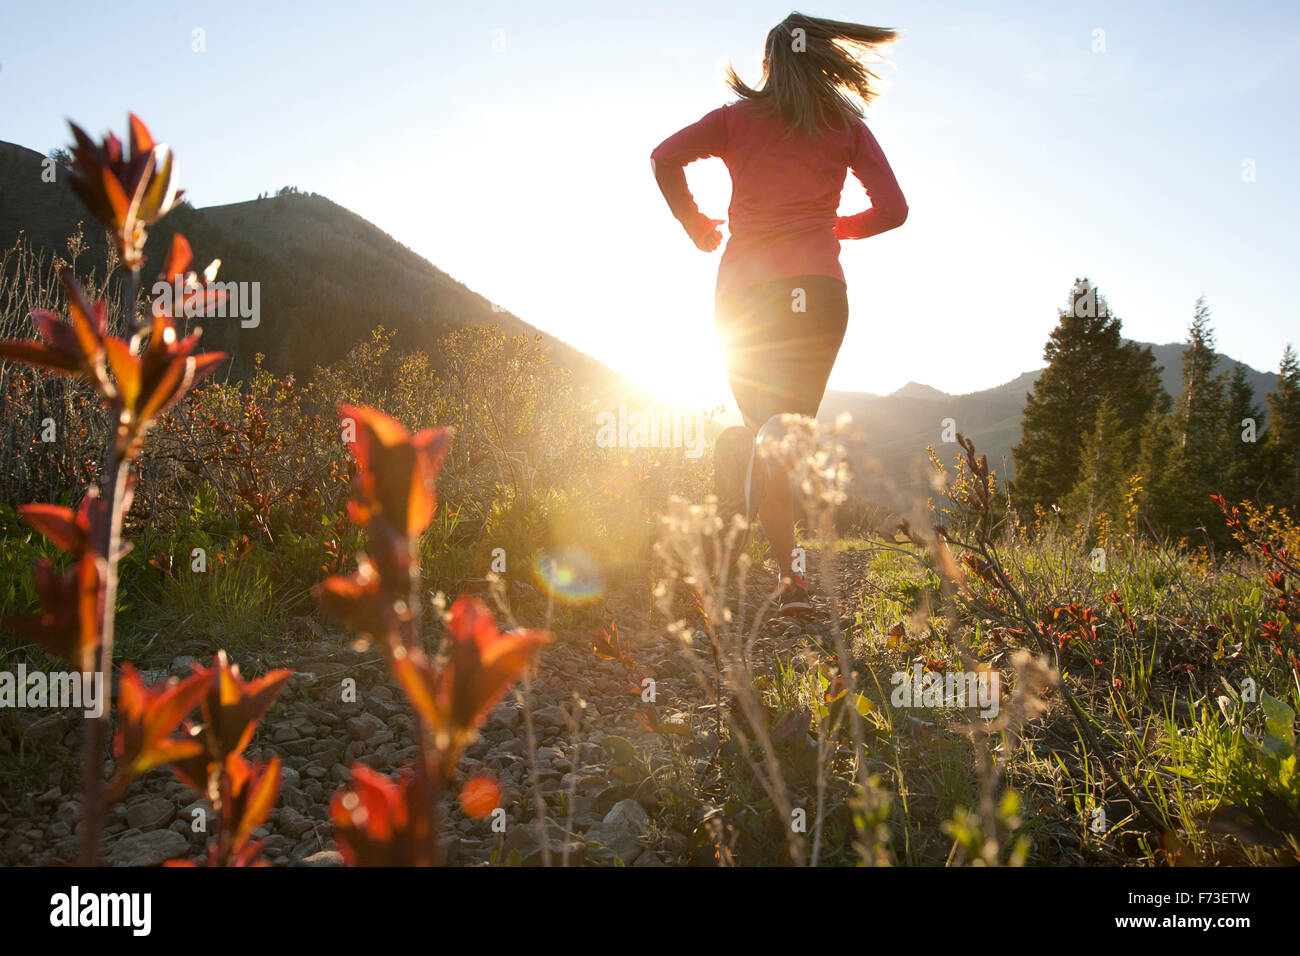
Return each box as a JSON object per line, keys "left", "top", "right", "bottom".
{"left": 0, "top": 549, "right": 876, "bottom": 867}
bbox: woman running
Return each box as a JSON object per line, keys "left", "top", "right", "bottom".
{"left": 650, "top": 12, "right": 909, "bottom": 615}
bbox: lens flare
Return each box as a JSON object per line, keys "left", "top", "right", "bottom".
{"left": 532, "top": 547, "right": 603, "bottom": 605}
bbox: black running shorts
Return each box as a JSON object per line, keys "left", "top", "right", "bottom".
{"left": 713, "top": 274, "right": 849, "bottom": 432}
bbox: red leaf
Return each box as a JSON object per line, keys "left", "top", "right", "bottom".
{"left": 393, "top": 596, "right": 549, "bottom": 754}
{"left": 331, "top": 764, "right": 428, "bottom": 866}
{"left": 18, "top": 504, "right": 85, "bottom": 555}
{"left": 0, "top": 340, "right": 79, "bottom": 374}
{"left": 201, "top": 651, "right": 292, "bottom": 760}
{"left": 104, "top": 337, "right": 141, "bottom": 409}
{"left": 338, "top": 403, "right": 452, "bottom": 537}
{"left": 111, "top": 663, "right": 211, "bottom": 791}
{"left": 159, "top": 232, "right": 192, "bottom": 280}
{"left": 227, "top": 753, "right": 282, "bottom": 849}
{"left": 128, "top": 113, "right": 154, "bottom": 156}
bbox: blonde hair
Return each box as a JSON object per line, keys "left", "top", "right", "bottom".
{"left": 725, "top": 12, "right": 900, "bottom": 136}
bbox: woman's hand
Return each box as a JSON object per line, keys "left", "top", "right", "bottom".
{"left": 689, "top": 216, "right": 726, "bottom": 252}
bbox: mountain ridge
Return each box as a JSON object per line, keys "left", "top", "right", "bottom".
{"left": 820, "top": 341, "right": 1278, "bottom": 504}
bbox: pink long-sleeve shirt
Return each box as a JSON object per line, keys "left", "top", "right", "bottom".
{"left": 650, "top": 99, "right": 908, "bottom": 300}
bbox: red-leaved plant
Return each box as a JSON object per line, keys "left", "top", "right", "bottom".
{"left": 316, "top": 404, "right": 550, "bottom": 864}
{"left": 0, "top": 109, "right": 552, "bottom": 867}
{"left": 0, "top": 114, "right": 241, "bottom": 863}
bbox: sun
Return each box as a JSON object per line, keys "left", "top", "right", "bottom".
{"left": 633, "top": 335, "right": 733, "bottom": 411}
{"left": 587, "top": 253, "right": 738, "bottom": 414}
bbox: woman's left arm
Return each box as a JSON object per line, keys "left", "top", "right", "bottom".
{"left": 834, "top": 121, "right": 908, "bottom": 240}
{"left": 651, "top": 106, "right": 728, "bottom": 248}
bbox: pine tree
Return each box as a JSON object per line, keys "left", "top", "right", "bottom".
{"left": 1136, "top": 407, "right": 1178, "bottom": 532}
{"left": 1013, "top": 278, "right": 1169, "bottom": 513}
{"left": 1176, "top": 298, "right": 1227, "bottom": 455}
{"left": 1164, "top": 299, "right": 1228, "bottom": 536}
{"left": 1219, "top": 364, "right": 1266, "bottom": 506}
{"left": 1266, "top": 344, "right": 1300, "bottom": 512}
{"left": 1062, "top": 395, "right": 1131, "bottom": 533}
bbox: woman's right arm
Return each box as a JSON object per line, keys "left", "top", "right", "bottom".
{"left": 834, "top": 122, "right": 908, "bottom": 240}
{"left": 650, "top": 106, "right": 728, "bottom": 245}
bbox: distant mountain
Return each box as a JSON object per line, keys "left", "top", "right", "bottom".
{"left": 821, "top": 344, "right": 1279, "bottom": 507}
{"left": 1142, "top": 341, "right": 1277, "bottom": 409}
{"left": 889, "top": 381, "right": 948, "bottom": 402}
{"left": 820, "top": 377, "right": 1027, "bottom": 506}
{"left": 0, "top": 140, "right": 619, "bottom": 388}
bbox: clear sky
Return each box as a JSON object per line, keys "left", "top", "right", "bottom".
{"left": 2, "top": 0, "right": 1297, "bottom": 408}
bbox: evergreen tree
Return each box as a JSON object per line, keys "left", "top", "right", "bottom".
{"left": 1219, "top": 364, "right": 1266, "bottom": 506}
{"left": 1135, "top": 407, "right": 1178, "bottom": 532}
{"left": 1164, "top": 299, "right": 1228, "bottom": 536}
{"left": 1062, "top": 395, "right": 1131, "bottom": 532}
{"left": 1175, "top": 298, "right": 1227, "bottom": 455}
{"left": 1013, "top": 278, "right": 1168, "bottom": 513}
{"left": 1266, "top": 344, "right": 1300, "bottom": 512}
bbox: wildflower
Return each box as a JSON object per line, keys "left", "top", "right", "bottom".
{"left": 459, "top": 776, "right": 501, "bottom": 819}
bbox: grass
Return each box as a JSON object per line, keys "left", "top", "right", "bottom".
{"left": 129, "top": 557, "right": 291, "bottom": 656}
{"left": 631, "top": 496, "right": 1296, "bottom": 866}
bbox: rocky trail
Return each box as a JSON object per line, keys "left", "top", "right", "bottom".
{"left": 0, "top": 549, "right": 874, "bottom": 867}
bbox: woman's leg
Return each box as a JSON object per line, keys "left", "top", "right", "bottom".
{"left": 715, "top": 275, "right": 847, "bottom": 589}
{"left": 752, "top": 277, "right": 848, "bottom": 586}
{"left": 758, "top": 458, "right": 795, "bottom": 579}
